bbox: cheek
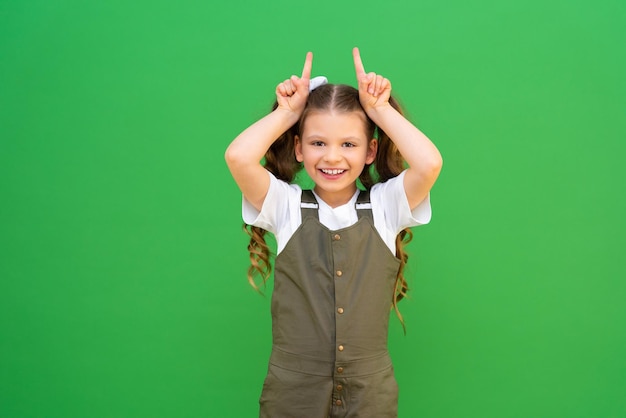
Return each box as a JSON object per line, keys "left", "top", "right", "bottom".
{"left": 301, "top": 146, "right": 322, "bottom": 159}
{"left": 351, "top": 148, "right": 370, "bottom": 160}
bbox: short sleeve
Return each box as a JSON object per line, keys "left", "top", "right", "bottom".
{"left": 370, "top": 170, "right": 432, "bottom": 247}
{"left": 241, "top": 170, "right": 303, "bottom": 253}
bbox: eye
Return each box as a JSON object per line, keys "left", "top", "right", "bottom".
{"left": 342, "top": 142, "right": 356, "bottom": 148}
{"left": 311, "top": 141, "right": 325, "bottom": 147}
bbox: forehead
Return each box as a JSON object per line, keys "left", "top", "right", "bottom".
{"left": 302, "top": 111, "right": 369, "bottom": 139}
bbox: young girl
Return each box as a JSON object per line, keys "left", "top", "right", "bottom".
{"left": 225, "top": 48, "right": 442, "bottom": 418}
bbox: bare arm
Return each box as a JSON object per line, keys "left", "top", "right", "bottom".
{"left": 352, "top": 47, "right": 442, "bottom": 209}
{"left": 224, "top": 52, "right": 313, "bottom": 211}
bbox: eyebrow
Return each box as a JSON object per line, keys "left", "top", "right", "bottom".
{"left": 304, "top": 134, "right": 365, "bottom": 141}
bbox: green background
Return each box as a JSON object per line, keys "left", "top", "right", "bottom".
{"left": 1, "top": 0, "right": 625, "bottom": 416}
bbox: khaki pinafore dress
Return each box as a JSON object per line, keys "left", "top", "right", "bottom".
{"left": 259, "top": 189, "right": 402, "bottom": 418}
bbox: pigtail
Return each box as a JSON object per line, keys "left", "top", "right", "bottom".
{"left": 244, "top": 224, "right": 272, "bottom": 292}
{"left": 393, "top": 228, "right": 413, "bottom": 333}
{"left": 245, "top": 102, "right": 301, "bottom": 292}
{"left": 368, "top": 95, "right": 415, "bottom": 332}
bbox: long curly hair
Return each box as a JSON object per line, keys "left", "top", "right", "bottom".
{"left": 245, "top": 83, "right": 414, "bottom": 328}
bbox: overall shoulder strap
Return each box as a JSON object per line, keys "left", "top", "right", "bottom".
{"left": 355, "top": 189, "right": 373, "bottom": 220}
{"left": 300, "top": 189, "right": 319, "bottom": 219}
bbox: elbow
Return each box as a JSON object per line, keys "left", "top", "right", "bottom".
{"left": 421, "top": 154, "right": 443, "bottom": 186}
{"left": 435, "top": 153, "right": 443, "bottom": 175}
{"left": 426, "top": 152, "right": 443, "bottom": 178}
{"left": 407, "top": 154, "right": 442, "bottom": 183}
{"left": 224, "top": 143, "right": 241, "bottom": 169}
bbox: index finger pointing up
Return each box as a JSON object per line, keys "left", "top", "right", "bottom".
{"left": 352, "top": 47, "right": 366, "bottom": 78}
{"left": 301, "top": 51, "right": 313, "bottom": 80}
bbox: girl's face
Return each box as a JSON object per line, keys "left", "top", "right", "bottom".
{"left": 295, "top": 110, "right": 377, "bottom": 208}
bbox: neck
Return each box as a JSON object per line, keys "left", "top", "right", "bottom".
{"left": 313, "top": 185, "right": 358, "bottom": 208}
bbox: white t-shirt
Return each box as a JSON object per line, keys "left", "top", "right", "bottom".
{"left": 242, "top": 170, "right": 432, "bottom": 255}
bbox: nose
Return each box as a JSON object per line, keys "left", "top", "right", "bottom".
{"left": 324, "top": 145, "right": 342, "bottom": 163}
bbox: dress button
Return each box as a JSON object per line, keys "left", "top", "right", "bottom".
{"left": 336, "top": 270, "right": 343, "bottom": 277}
{"left": 333, "top": 234, "right": 341, "bottom": 240}
{"left": 338, "top": 345, "right": 344, "bottom": 351}
{"left": 337, "top": 307, "right": 344, "bottom": 314}
{"left": 337, "top": 366, "right": 344, "bottom": 373}
{"left": 335, "top": 399, "right": 342, "bottom": 406}
{"left": 337, "top": 384, "right": 343, "bottom": 391}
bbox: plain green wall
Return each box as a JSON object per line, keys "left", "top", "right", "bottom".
{"left": 1, "top": 0, "right": 625, "bottom": 417}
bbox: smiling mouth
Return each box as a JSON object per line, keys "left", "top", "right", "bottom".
{"left": 320, "top": 169, "right": 346, "bottom": 175}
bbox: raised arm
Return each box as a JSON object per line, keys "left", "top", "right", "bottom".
{"left": 353, "top": 47, "right": 442, "bottom": 209}
{"left": 224, "top": 52, "right": 313, "bottom": 211}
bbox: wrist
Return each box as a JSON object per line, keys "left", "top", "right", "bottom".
{"left": 274, "top": 106, "right": 302, "bottom": 126}
{"left": 365, "top": 102, "right": 395, "bottom": 122}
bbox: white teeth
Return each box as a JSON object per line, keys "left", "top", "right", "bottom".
{"left": 321, "top": 169, "right": 345, "bottom": 175}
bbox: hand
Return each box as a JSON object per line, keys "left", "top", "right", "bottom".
{"left": 276, "top": 52, "right": 313, "bottom": 116}
{"left": 353, "top": 47, "right": 392, "bottom": 113}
